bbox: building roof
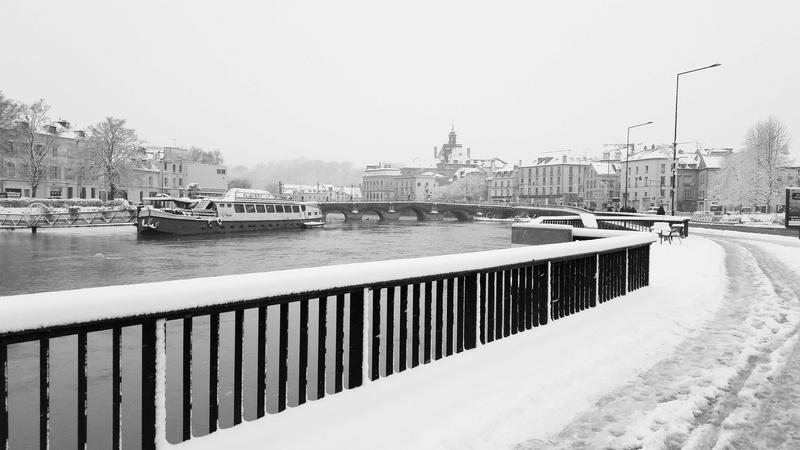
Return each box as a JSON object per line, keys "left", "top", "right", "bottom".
{"left": 627, "top": 146, "right": 672, "bottom": 162}
{"left": 589, "top": 161, "right": 618, "bottom": 176}
{"left": 403, "top": 157, "right": 440, "bottom": 169}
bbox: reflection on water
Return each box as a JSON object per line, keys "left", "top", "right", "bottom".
{"left": 2, "top": 219, "right": 513, "bottom": 448}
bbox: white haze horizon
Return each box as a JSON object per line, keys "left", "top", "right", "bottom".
{"left": 1, "top": 1, "right": 799, "bottom": 170}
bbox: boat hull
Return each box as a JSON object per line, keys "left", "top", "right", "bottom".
{"left": 136, "top": 209, "right": 311, "bottom": 236}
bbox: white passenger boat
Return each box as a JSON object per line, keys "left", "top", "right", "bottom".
{"left": 136, "top": 188, "right": 324, "bottom": 236}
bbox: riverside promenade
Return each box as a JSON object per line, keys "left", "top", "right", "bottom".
{"left": 175, "top": 227, "right": 800, "bottom": 449}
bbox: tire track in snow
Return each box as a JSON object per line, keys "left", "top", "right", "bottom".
{"left": 700, "top": 238, "right": 800, "bottom": 450}
{"left": 515, "top": 235, "right": 800, "bottom": 450}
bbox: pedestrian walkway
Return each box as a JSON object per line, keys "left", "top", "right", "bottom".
{"left": 518, "top": 229, "right": 800, "bottom": 449}
{"left": 176, "top": 231, "right": 746, "bottom": 449}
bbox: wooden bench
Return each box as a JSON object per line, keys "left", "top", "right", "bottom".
{"left": 651, "top": 222, "right": 682, "bottom": 244}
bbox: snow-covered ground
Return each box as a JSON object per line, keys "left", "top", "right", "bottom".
{"left": 173, "top": 228, "right": 800, "bottom": 450}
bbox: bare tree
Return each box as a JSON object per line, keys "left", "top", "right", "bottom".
{"left": 710, "top": 116, "right": 792, "bottom": 212}
{"left": 227, "top": 177, "right": 252, "bottom": 189}
{"left": 0, "top": 93, "right": 21, "bottom": 189}
{"left": 85, "top": 117, "right": 143, "bottom": 200}
{"left": 187, "top": 146, "right": 224, "bottom": 165}
{"left": 12, "top": 99, "right": 61, "bottom": 198}
{"left": 746, "top": 116, "right": 792, "bottom": 212}
{"left": 0, "top": 91, "right": 20, "bottom": 136}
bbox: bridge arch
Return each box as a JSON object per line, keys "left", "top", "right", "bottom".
{"left": 393, "top": 205, "right": 427, "bottom": 221}
{"left": 355, "top": 207, "right": 386, "bottom": 221}
{"left": 320, "top": 206, "right": 355, "bottom": 221}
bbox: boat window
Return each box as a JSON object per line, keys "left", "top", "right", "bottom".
{"left": 276, "top": 205, "right": 286, "bottom": 213}
{"left": 256, "top": 204, "right": 265, "bottom": 213}
{"left": 301, "top": 205, "right": 306, "bottom": 212}
{"left": 234, "top": 204, "right": 245, "bottom": 213}
{"left": 245, "top": 204, "right": 256, "bottom": 213}
{"left": 292, "top": 205, "right": 300, "bottom": 213}
{"left": 266, "top": 205, "right": 275, "bottom": 213}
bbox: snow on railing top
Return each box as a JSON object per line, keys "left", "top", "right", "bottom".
{"left": 0, "top": 233, "right": 655, "bottom": 335}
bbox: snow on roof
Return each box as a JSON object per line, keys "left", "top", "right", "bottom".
{"left": 403, "top": 157, "right": 440, "bottom": 169}
{"left": 452, "top": 167, "right": 485, "bottom": 179}
{"left": 589, "top": 161, "right": 617, "bottom": 176}
{"left": 628, "top": 146, "right": 673, "bottom": 162}
{"left": 698, "top": 153, "right": 728, "bottom": 169}
{"left": 364, "top": 167, "right": 403, "bottom": 177}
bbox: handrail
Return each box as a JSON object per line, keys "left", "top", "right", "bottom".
{"left": 1, "top": 232, "right": 654, "bottom": 449}
{"left": 535, "top": 214, "right": 690, "bottom": 237}
{"left": 0, "top": 208, "right": 137, "bottom": 229}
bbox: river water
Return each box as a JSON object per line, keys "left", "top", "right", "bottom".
{"left": 0, "top": 218, "right": 512, "bottom": 297}
{"left": 1, "top": 218, "right": 515, "bottom": 449}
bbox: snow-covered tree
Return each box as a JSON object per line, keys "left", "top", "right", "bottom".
{"left": 85, "top": 117, "right": 143, "bottom": 200}
{"left": 710, "top": 116, "right": 791, "bottom": 212}
{"left": 0, "top": 92, "right": 20, "bottom": 137}
{"left": 0, "top": 92, "right": 21, "bottom": 182}
{"left": 431, "top": 176, "right": 486, "bottom": 202}
{"left": 13, "top": 99, "right": 61, "bottom": 198}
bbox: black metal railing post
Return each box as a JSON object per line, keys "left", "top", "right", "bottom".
{"left": 370, "top": 289, "right": 381, "bottom": 381}
{"left": 464, "top": 274, "right": 477, "bottom": 350}
{"left": 182, "top": 318, "right": 192, "bottom": 441}
{"left": 315, "top": 299, "right": 326, "bottom": 401}
{"left": 348, "top": 289, "right": 364, "bottom": 389}
{"left": 1, "top": 341, "right": 7, "bottom": 450}
{"left": 257, "top": 307, "right": 268, "bottom": 416}
{"left": 298, "top": 301, "right": 310, "bottom": 405}
{"left": 396, "top": 285, "right": 405, "bottom": 373}
{"left": 411, "top": 283, "right": 421, "bottom": 367}
{"left": 39, "top": 338, "right": 49, "bottom": 450}
{"left": 141, "top": 320, "right": 158, "bottom": 450}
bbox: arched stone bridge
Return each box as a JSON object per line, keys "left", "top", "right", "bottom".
{"left": 318, "top": 201, "right": 586, "bottom": 221}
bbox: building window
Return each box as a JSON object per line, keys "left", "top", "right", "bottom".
{"left": 5, "top": 162, "right": 15, "bottom": 178}
{"left": 217, "top": 169, "right": 226, "bottom": 175}
{"left": 148, "top": 176, "right": 153, "bottom": 187}
{"left": 50, "top": 166, "right": 59, "bottom": 180}
{"left": 179, "top": 178, "right": 183, "bottom": 187}
{"left": 52, "top": 148, "right": 58, "bottom": 157}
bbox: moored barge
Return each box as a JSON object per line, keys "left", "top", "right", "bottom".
{"left": 136, "top": 188, "right": 324, "bottom": 235}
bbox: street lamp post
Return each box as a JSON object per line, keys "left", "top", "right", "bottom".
{"left": 671, "top": 63, "right": 721, "bottom": 215}
{"left": 624, "top": 121, "right": 654, "bottom": 210}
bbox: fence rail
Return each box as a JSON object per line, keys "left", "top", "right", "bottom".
{"left": 0, "top": 208, "right": 137, "bottom": 229}
{"left": 537, "top": 214, "right": 690, "bottom": 238}
{"left": 1, "top": 232, "right": 655, "bottom": 449}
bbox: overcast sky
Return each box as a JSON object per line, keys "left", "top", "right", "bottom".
{"left": 2, "top": 1, "right": 798, "bottom": 168}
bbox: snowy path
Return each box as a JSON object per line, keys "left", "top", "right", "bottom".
{"left": 517, "top": 229, "right": 800, "bottom": 450}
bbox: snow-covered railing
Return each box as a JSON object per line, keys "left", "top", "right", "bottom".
{"left": 537, "top": 213, "right": 690, "bottom": 237}
{"left": 0, "top": 232, "right": 655, "bottom": 449}
{"left": 0, "top": 208, "right": 137, "bottom": 230}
